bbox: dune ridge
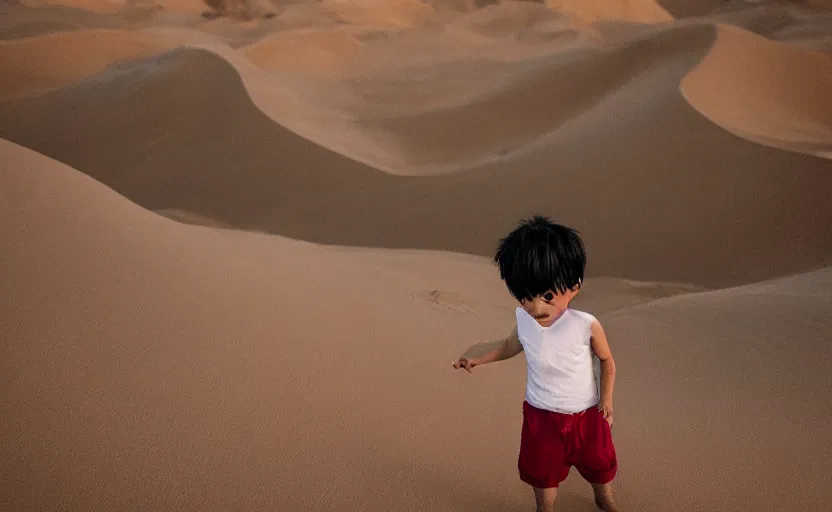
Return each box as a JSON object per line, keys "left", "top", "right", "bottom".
{"left": 1, "top": 34, "right": 830, "bottom": 287}
{"left": 681, "top": 23, "right": 832, "bottom": 157}
{"left": 0, "top": 29, "right": 175, "bottom": 100}
{"left": 2, "top": 4, "right": 828, "bottom": 166}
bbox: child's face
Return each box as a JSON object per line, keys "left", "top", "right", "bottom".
{"left": 519, "top": 286, "right": 580, "bottom": 327}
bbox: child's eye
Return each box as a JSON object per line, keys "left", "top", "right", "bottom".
{"left": 543, "top": 292, "right": 554, "bottom": 301}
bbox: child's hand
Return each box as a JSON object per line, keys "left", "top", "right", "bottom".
{"left": 599, "top": 400, "right": 614, "bottom": 429}
{"left": 452, "top": 357, "right": 477, "bottom": 373}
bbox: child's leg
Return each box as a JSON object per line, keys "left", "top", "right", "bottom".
{"left": 533, "top": 487, "right": 558, "bottom": 512}
{"left": 518, "top": 402, "right": 571, "bottom": 502}
{"left": 591, "top": 483, "right": 620, "bottom": 512}
{"left": 572, "top": 407, "right": 619, "bottom": 510}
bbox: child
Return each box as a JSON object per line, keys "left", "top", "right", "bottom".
{"left": 453, "top": 216, "right": 620, "bottom": 512}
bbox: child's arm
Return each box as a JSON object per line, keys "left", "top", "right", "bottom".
{"left": 590, "top": 319, "right": 617, "bottom": 427}
{"left": 453, "top": 327, "right": 524, "bottom": 373}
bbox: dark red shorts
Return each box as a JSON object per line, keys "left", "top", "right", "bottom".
{"left": 518, "top": 400, "right": 617, "bottom": 488}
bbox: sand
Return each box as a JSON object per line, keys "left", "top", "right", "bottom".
{"left": 681, "top": 23, "right": 832, "bottom": 157}
{"left": 1, "top": 0, "right": 831, "bottom": 510}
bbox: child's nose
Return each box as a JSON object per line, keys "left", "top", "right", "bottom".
{"left": 530, "top": 297, "right": 547, "bottom": 313}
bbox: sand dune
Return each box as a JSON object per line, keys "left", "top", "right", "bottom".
{"left": 770, "top": 15, "right": 832, "bottom": 49}
{"left": 655, "top": 0, "right": 756, "bottom": 18}
{"left": 23, "top": 0, "right": 207, "bottom": 13}
{"left": 0, "top": 29, "right": 171, "bottom": 100}
{"left": 601, "top": 266, "right": 832, "bottom": 511}
{"left": 2, "top": 138, "right": 830, "bottom": 511}
{"left": 357, "top": 22, "right": 718, "bottom": 168}
{"left": 0, "top": 22, "right": 378, "bottom": 163}
{"left": 713, "top": 4, "right": 832, "bottom": 49}
{"left": 659, "top": 0, "right": 832, "bottom": 39}
{"left": 242, "top": 27, "right": 364, "bottom": 77}
{"left": 2, "top": 0, "right": 832, "bottom": 510}
{"left": 448, "top": 2, "right": 586, "bottom": 38}
{"left": 317, "top": 0, "right": 435, "bottom": 28}
{"left": 0, "top": 3, "right": 130, "bottom": 39}
{"left": 1, "top": 40, "right": 830, "bottom": 287}
{"left": 22, "top": 0, "right": 128, "bottom": 14}
{"left": 681, "top": 23, "right": 832, "bottom": 156}
{"left": 546, "top": 0, "right": 672, "bottom": 23}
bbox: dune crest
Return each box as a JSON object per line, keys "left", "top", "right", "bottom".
{"left": 356, "top": 22, "right": 717, "bottom": 169}
{"left": 681, "top": 23, "right": 832, "bottom": 158}
{"left": 0, "top": 29, "right": 176, "bottom": 100}
{"left": 2, "top": 43, "right": 831, "bottom": 289}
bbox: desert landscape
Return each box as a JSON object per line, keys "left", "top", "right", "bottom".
{"left": 2, "top": 0, "right": 831, "bottom": 510}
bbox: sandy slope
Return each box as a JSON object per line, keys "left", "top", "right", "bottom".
{"left": 1, "top": 3, "right": 827, "bottom": 165}
{"left": 601, "top": 266, "right": 832, "bottom": 511}
{"left": 2, "top": 139, "right": 830, "bottom": 512}
{"left": 546, "top": 0, "right": 672, "bottom": 23}
{"left": 242, "top": 27, "right": 364, "bottom": 77}
{"left": 21, "top": 0, "right": 129, "bottom": 14}
{"left": 0, "top": 29, "right": 172, "bottom": 100}
{"left": 0, "top": 3, "right": 131, "bottom": 40}
{"left": 22, "top": 0, "right": 207, "bottom": 13}
{"left": 356, "top": 21, "right": 718, "bottom": 168}
{"left": 317, "top": 0, "right": 436, "bottom": 28}
{"left": 0, "top": 136, "right": 515, "bottom": 512}
{"left": 1, "top": 39, "right": 830, "bottom": 287}
{"left": 681, "top": 23, "right": 832, "bottom": 157}
{"left": 2, "top": 0, "right": 832, "bottom": 510}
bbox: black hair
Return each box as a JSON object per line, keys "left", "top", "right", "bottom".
{"left": 494, "top": 215, "right": 586, "bottom": 301}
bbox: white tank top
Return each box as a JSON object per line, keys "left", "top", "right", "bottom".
{"left": 516, "top": 307, "right": 600, "bottom": 414}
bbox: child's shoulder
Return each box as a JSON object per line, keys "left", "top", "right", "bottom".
{"left": 569, "top": 308, "right": 598, "bottom": 326}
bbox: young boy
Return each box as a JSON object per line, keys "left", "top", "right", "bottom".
{"left": 453, "top": 216, "right": 620, "bottom": 512}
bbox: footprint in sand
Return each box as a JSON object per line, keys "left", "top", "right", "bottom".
{"left": 410, "top": 289, "right": 482, "bottom": 316}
